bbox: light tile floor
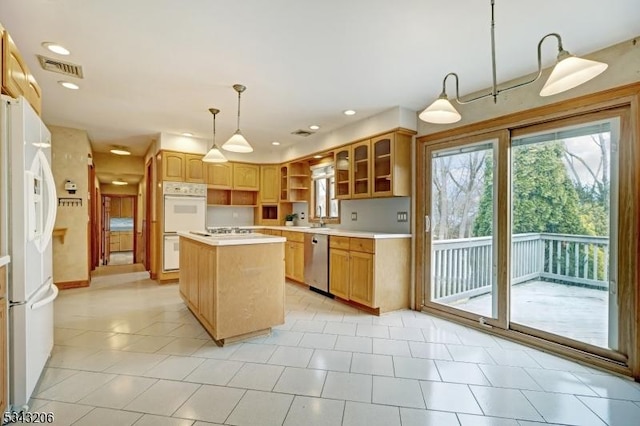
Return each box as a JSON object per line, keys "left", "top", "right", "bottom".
{"left": 24, "top": 270, "right": 640, "bottom": 425}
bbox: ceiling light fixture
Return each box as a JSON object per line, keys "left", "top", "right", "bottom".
{"left": 419, "top": 0, "right": 608, "bottom": 124}
{"left": 42, "top": 42, "right": 70, "bottom": 55}
{"left": 309, "top": 125, "right": 320, "bottom": 130}
{"left": 343, "top": 110, "right": 356, "bottom": 116}
{"left": 222, "top": 84, "right": 253, "bottom": 153}
{"left": 59, "top": 81, "right": 79, "bottom": 90}
{"left": 181, "top": 132, "right": 193, "bottom": 137}
{"left": 313, "top": 155, "right": 323, "bottom": 159}
{"left": 271, "top": 141, "right": 281, "bottom": 146}
{"left": 112, "top": 179, "right": 128, "bottom": 186}
{"left": 110, "top": 146, "right": 131, "bottom": 156}
{"left": 202, "top": 108, "right": 227, "bottom": 163}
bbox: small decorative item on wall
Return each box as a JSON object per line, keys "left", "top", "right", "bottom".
{"left": 285, "top": 213, "right": 298, "bottom": 226}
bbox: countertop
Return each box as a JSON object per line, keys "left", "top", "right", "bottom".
{"left": 208, "top": 226, "right": 411, "bottom": 239}
{"left": 0, "top": 255, "right": 10, "bottom": 268}
{"left": 178, "top": 231, "right": 286, "bottom": 246}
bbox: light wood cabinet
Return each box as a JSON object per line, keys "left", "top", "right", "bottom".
{"left": 279, "top": 161, "right": 310, "bottom": 202}
{"left": 206, "top": 163, "right": 233, "bottom": 189}
{"left": 162, "top": 151, "right": 186, "bottom": 181}
{"left": 371, "top": 132, "right": 411, "bottom": 197}
{"left": 185, "top": 154, "right": 205, "bottom": 183}
{"left": 260, "top": 165, "right": 279, "bottom": 203}
{"left": 233, "top": 163, "right": 260, "bottom": 191}
{"left": 1, "top": 30, "right": 42, "bottom": 115}
{"left": 179, "top": 237, "right": 200, "bottom": 312}
{"left": 335, "top": 147, "right": 351, "bottom": 199}
{"left": 109, "top": 197, "right": 121, "bottom": 218}
{"left": 329, "top": 236, "right": 410, "bottom": 314}
{"left": 351, "top": 140, "right": 371, "bottom": 198}
{"left": 120, "top": 197, "right": 134, "bottom": 218}
{"left": 197, "top": 243, "right": 216, "bottom": 330}
{"left": 119, "top": 231, "right": 134, "bottom": 251}
{"left": 282, "top": 231, "right": 304, "bottom": 282}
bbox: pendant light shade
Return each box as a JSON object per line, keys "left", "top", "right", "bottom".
{"left": 222, "top": 84, "right": 253, "bottom": 153}
{"left": 203, "top": 108, "right": 227, "bottom": 163}
{"left": 540, "top": 51, "right": 608, "bottom": 97}
{"left": 419, "top": 94, "right": 462, "bottom": 124}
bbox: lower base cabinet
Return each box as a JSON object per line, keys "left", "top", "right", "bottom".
{"left": 282, "top": 231, "right": 304, "bottom": 282}
{"left": 329, "top": 236, "right": 410, "bottom": 314}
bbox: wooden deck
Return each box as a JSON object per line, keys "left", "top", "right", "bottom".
{"left": 442, "top": 280, "right": 609, "bottom": 348}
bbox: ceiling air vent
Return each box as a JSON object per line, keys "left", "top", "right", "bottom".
{"left": 291, "top": 129, "right": 314, "bottom": 137}
{"left": 37, "top": 55, "right": 84, "bottom": 78}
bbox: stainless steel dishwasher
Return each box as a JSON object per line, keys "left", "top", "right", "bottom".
{"left": 304, "top": 233, "right": 331, "bottom": 296}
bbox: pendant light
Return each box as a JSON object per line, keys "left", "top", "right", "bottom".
{"left": 202, "top": 108, "right": 227, "bottom": 163}
{"left": 419, "top": 0, "right": 608, "bottom": 124}
{"left": 222, "top": 84, "right": 253, "bottom": 153}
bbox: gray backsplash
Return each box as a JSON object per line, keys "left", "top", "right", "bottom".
{"left": 207, "top": 206, "right": 255, "bottom": 227}
{"left": 293, "top": 197, "right": 411, "bottom": 234}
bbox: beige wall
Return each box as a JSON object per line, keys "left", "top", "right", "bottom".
{"left": 50, "top": 125, "right": 91, "bottom": 284}
{"left": 100, "top": 184, "right": 137, "bottom": 196}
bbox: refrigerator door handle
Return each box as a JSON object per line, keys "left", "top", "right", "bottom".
{"left": 38, "top": 149, "right": 58, "bottom": 252}
{"left": 31, "top": 284, "right": 58, "bottom": 310}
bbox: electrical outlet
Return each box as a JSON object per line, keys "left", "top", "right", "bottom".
{"left": 397, "top": 211, "right": 408, "bottom": 222}
{"left": 351, "top": 212, "right": 357, "bottom": 221}
{"left": 300, "top": 212, "right": 305, "bottom": 220}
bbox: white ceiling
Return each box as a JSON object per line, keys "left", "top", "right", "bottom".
{"left": 2, "top": 0, "right": 639, "bottom": 157}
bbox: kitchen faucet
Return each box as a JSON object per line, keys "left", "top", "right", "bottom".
{"left": 317, "top": 206, "right": 325, "bottom": 227}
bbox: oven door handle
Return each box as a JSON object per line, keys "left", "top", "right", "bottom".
{"left": 164, "top": 195, "right": 206, "bottom": 201}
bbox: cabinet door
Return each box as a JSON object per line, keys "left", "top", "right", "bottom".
{"left": 162, "top": 152, "right": 185, "bottom": 181}
{"left": 233, "top": 163, "right": 260, "bottom": 190}
{"left": 351, "top": 140, "right": 371, "bottom": 198}
{"left": 109, "top": 197, "right": 122, "bottom": 218}
{"left": 198, "top": 244, "right": 217, "bottom": 330}
{"left": 260, "top": 165, "right": 279, "bottom": 203}
{"left": 284, "top": 242, "right": 295, "bottom": 279}
{"left": 185, "top": 154, "right": 205, "bottom": 183}
{"left": 120, "top": 197, "right": 134, "bottom": 218}
{"left": 349, "top": 251, "right": 374, "bottom": 307}
{"left": 293, "top": 241, "right": 305, "bottom": 282}
{"left": 179, "top": 239, "right": 198, "bottom": 309}
{"left": 120, "top": 232, "right": 134, "bottom": 251}
{"left": 372, "top": 133, "right": 394, "bottom": 197}
{"left": 329, "top": 249, "right": 350, "bottom": 300}
{"left": 206, "top": 163, "right": 233, "bottom": 189}
{"left": 335, "top": 147, "right": 351, "bottom": 199}
{"left": 279, "top": 165, "right": 289, "bottom": 201}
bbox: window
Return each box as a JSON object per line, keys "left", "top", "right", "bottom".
{"left": 311, "top": 164, "right": 339, "bottom": 222}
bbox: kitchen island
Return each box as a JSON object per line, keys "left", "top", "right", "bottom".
{"left": 178, "top": 231, "right": 286, "bottom": 346}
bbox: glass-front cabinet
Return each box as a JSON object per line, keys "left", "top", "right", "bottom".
{"left": 351, "top": 140, "right": 370, "bottom": 198}
{"left": 372, "top": 134, "right": 393, "bottom": 196}
{"left": 334, "top": 147, "right": 351, "bottom": 199}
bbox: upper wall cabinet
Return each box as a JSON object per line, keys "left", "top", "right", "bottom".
{"left": 260, "top": 164, "right": 279, "bottom": 203}
{"left": 233, "top": 163, "right": 259, "bottom": 191}
{"left": 185, "top": 154, "right": 205, "bottom": 183}
{"left": 333, "top": 130, "right": 413, "bottom": 200}
{"left": 205, "top": 163, "right": 232, "bottom": 189}
{"left": 279, "top": 161, "right": 310, "bottom": 202}
{"left": 1, "top": 29, "right": 42, "bottom": 115}
{"left": 161, "top": 151, "right": 185, "bottom": 181}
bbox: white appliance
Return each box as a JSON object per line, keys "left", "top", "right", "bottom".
{"left": 162, "top": 182, "right": 206, "bottom": 271}
{"left": 0, "top": 96, "right": 58, "bottom": 411}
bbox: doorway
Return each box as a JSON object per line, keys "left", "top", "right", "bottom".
{"left": 101, "top": 194, "right": 137, "bottom": 266}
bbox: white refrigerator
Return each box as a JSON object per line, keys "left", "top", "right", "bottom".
{"left": 0, "top": 95, "right": 58, "bottom": 411}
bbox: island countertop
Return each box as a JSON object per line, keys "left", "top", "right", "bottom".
{"left": 178, "top": 231, "right": 286, "bottom": 246}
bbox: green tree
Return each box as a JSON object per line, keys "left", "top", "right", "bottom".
{"left": 473, "top": 141, "right": 587, "bottom": 236}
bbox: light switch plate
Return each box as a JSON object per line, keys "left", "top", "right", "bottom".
{"left": 397, "top": 211, "right": 408, "bottom": 222}
{"left": 351, "top": 212, "right": 357, "bottom": 221}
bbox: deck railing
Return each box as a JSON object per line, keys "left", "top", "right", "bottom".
{"left": 431, "top": 233, "right": 609, "bottom": 303}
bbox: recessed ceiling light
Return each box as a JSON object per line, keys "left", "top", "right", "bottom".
{"left": 59, "top": 81, "right": 79, "bottom": 90}
{"left": 181, "top": 132, "right": 193, "bottom": 137}
{"left": 343, "top": 110, "right": 356, "bottom": 116}
{"left": 110, "top": 146, "right": 131, "bottom": 156}
{"left": 111, "top": 179, "right": 128, "bottom": 186}
{"left": 42, "top": 42, "right": 70, "bottom": 55}
{"left": 309, "top": 125, "right": 320, "bottom": 130}
{"left": 271, "top": 141, "right": 281, "bottom": 146}
{"left": 313, "top": 155, "right": 322, "bottom": 159}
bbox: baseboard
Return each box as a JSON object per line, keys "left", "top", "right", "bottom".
{"left": 55, "top": 280, "right": 90, "bottom": 290}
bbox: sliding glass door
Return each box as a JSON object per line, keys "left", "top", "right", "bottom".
{"left": 510, "top": 118, "right": 619, "bottom": 352}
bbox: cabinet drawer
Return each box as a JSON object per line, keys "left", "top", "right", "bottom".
{"left": 281, "top": 230, "right": 304, "bottom": 242}
{"left": 349, "top": 237, "right": 375, "bottom": 254}
{"left": 329, "top": 236, "right": 349, "bottom": 250}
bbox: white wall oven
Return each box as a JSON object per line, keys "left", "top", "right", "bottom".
{"left": 162, "top": 182, "right": 206, "bottom": 271}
